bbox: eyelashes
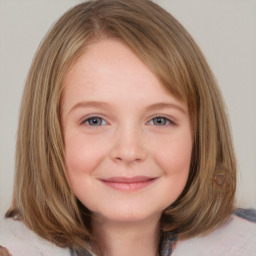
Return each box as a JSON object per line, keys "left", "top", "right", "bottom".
{"left": 81, "top": 115, "right": 176, "bottom": 127}
{"left": 82, "top": 116, "right": 107, "bottom": 126}
{"left": 146, "top": 116, "right": 175, "bottom": 126}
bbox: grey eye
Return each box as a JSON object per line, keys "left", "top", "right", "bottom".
{"left": 84, "top": 117, "right": 106, "bottom": 126}
{"left": 152, "top": 117, "right": 169, "bottom": 126}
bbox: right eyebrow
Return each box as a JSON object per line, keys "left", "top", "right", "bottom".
{"left": 68, "top": 101, "right": 111, "bottom": 115}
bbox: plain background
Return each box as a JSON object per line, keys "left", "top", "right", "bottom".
{"left": 0, "top": 0, "right": 255, "bottom": 218}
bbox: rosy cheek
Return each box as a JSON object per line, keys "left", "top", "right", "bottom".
{"left": 154, "top": 140, "right": 192, "bottom": 176}
{"left": 64, "top": 136, "right": 86, "bottom": 170}
{"left": 64, "top": 135, "right": 106, "bottom": 177}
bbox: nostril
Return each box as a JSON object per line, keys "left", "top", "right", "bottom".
{"left": 114, "top": 156, "right": 143, "bottom": 163}
{"left": 110, "top": 135, "right": 147, "bottom": 163}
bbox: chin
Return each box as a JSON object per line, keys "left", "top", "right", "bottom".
{"left": 93, "top": 207, "right": 162, "bottom": 224}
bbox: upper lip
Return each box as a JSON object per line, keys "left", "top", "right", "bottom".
{"left": 100, "top": 176, "right": 156, "bottom": 183}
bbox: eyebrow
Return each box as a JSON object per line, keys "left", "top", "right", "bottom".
{"left": 68, "top": 101, "right": 111, "bottom": 114}
{"left": 69, "top": 101, "right": 186, "bottom": 115}
{"left": 145, "top": 102, "right": 187, "bottom": 114}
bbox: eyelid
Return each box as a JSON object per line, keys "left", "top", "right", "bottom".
{"left": 80, "top": 114, "right": 108, "bottom": 126}
{"left": 146, "top": 115, "right": 177, "bottom": 126}
{"left": 79, "top": 114, "right": 176, "bottom": 126}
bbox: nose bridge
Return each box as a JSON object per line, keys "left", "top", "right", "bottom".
{"left": 110, "top": 122, "right": 147, "bottom": 163}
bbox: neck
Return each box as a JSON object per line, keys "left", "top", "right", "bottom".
{"left": 91, "top": 214, "right": 161, "bottom": 256}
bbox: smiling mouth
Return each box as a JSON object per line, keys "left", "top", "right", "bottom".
{"left": 99, "top": 176, "right": 158, "bottom": 191}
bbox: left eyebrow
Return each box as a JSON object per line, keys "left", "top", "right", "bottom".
{"left": 145, "top": 103, "right": 187, "bottom": 114}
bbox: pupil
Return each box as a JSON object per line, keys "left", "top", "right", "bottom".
{"left": 157, "top": 118, "right": 163, "bottom": 124}
{"left": 90, "top": 118, "right": 101, "bottom": 125}
{"left": 154, "top": 117, "right": 165, "bottom": 125}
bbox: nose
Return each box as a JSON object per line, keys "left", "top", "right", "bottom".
{"left": 110, "top": 125, "right": 147, "bottom": 164}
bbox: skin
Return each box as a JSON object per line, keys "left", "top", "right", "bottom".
{"left": 61, "top": 39, "right": 193, "bottom": 256}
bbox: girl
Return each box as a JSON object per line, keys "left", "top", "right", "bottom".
{"left": 0, "top": 0, "right": 255, "bottom": 255}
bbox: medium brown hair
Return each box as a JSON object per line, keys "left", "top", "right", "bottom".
{"left": 7, "top": 0, "right": 236, "bottom": 250}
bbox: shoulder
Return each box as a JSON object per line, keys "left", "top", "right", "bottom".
{"left": 0, "top": 218, "right": 70, "bottom": 256}
{"left": 173, "top": 214, "right": 256, "bottom": 256}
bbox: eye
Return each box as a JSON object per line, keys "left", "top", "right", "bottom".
{"left": 82, "top": 116, "right": 107, "bottom": 126}
{"left": 147, "top": 116, "right": 174, "bottom": 126}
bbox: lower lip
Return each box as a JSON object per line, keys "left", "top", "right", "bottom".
{"left": 100, "top": 179, "right": 157, "bottom": 191}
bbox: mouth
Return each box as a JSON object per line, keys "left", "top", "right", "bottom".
{"left": 98, "top": 176, "right": 158, "bottom": 191}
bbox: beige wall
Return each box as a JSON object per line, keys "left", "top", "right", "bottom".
{"left": 0, "top": 0, "right": 255, "bottom": 218}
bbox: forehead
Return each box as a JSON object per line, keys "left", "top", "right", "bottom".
{"left": 64, "top": 39, "right": 161, "bottom": 88}
{"left": 62, "top": 39, "right": 186, "bottom": 110}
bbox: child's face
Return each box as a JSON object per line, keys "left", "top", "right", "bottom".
{"left": 61, "top": 39, "right": 193, "bottom": 224}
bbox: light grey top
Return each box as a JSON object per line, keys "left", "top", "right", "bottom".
{"left": 1, "top": 214, "right": 256, "bottom": 256}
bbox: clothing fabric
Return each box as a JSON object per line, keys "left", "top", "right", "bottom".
{"left": 234, "top": 208, "right": 256, "bottom": 223}
{"left": 0, "top": 218, "right": 70, "bottom": 256}
{"left": 0, "top": 209, "right": 256, "bottom": 256}
{"left": 172, "top": 214, "right": 256, "bottom": 256}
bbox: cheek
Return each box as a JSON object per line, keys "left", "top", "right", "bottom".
{"left": 152, "top": 131, "right": 193, "bottom": 194}
{"left": 155, "top": 136, "right": 192, "bottom": 173}
{"left": 64, "top": 135, "right": 105, "bottom": 180}
{"left": 155, "top": 141, "right": 192, "bottom": 206}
